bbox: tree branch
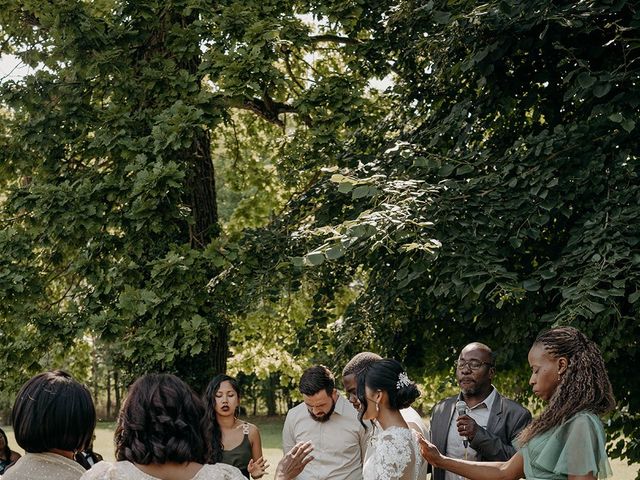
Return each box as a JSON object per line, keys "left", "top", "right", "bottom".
{"left": 212, "top": 95, "right": 312, "bottom": 128}
{"left": 309, "top": 35, "right": 362, "bottom": 46}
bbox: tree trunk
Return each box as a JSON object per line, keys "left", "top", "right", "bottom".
{"left": 106, "top": 370, "right": 111, "bottom": 419}
{"left": 266, "top": 373, "right": 278, "bottom": 416}
{"left": 185, "top": 129, "right": 219, "bottom": 247}
{"left": 177, "top": 13, "right": 227, "bottom": 381}
{"left": 114, "top": 369, "right": 121, "bottom": 418}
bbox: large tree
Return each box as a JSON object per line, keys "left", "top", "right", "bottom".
{"left": 0, "top": 0, "right": 387, "bottom": 390}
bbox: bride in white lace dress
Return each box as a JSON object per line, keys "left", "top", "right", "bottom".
{"left": 358, "top": 359, "right": 425, "bottom": 480}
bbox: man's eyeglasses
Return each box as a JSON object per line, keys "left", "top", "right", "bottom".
{"left": 454, "top": 360, "right": 493, "bottom": 371}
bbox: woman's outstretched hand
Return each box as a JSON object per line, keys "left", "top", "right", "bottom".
{"left": 248, "top": 456, "right": 269, "bottom": 478}
{"left": 275, "top": 441, "right": 314, "bottom": 480}
{"left": 418, "top": 434, "right": 442, "bottom": 467}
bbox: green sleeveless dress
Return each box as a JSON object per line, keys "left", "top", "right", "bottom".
{"left": 520, "top": 411, "right": 612, "bottom": 479}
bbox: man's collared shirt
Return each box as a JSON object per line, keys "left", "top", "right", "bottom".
{"left": 282, "top": 394, "right": 367, "bottom": 480}
{"left": 444, "top": 387, "right": 497, "bottom": 480}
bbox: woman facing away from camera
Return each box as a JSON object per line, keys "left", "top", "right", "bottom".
{"left": 80, "top": 373, "right": 313, "bottom": 480}
{"left": 420, "top": 326, "right": 615, "bottom": 480}
{"left": 358, "top": 358, "right": 424, "bottom": 480}
{"left": 203, "top": 375, "right": 268, "bottom": 479}
{"left": 80, "top": 373, "right": 247, "bottom": 480}
{"left": 3, "top": 370, "right": 96, "bottom": 480}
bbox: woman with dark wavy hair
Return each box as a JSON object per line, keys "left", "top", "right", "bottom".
{"left": 80, "top": 373, "right": 245, "bottom": 480}
{"left": 420, "top": 326, "right": 616, "bottom": 480}
{"left": 203, "top": 375, "right": 267, "bottom": 478}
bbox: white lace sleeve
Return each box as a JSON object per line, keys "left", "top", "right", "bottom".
{"left": 371, "top": 429, "right": 418, "bottom": 480}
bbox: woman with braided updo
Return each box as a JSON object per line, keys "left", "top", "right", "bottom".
{"left": 80, "top": 373, "right": 245, "bottom": 480}
{"left": 420, "top": 326, "right": 615, "bottom": 480}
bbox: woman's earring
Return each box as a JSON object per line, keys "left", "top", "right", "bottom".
{"left": 375, "top": 402, "right": 379, "bottom": 413}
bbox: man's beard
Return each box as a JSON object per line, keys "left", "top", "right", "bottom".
{"left": 459, "top": 378, "right": 477, "bottom": 396}
{"left": 461, "top": 385, "right": 477, "bottom": 396}
{"left": 309, "top": 399, "right": 336, "bottom": 423}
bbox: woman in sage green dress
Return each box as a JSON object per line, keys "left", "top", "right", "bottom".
{"left": 419, "top": 326, "right": 615, "bottom": 480}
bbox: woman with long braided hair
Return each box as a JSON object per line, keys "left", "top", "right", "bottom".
{"left": 420, "top": 326, "right": 615, "bottom": 480}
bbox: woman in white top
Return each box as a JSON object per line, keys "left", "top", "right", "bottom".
{"left": 358, "top": 359, "right": 423, "bottom": 480}
{"left": 80, "top": 373, "right": 243, "bottom": 480}
{"left": 3, "top": 370, "right": 95, "bottom": 480}
{"left": 80, "top": 373, "right": 314, "bottom": 480}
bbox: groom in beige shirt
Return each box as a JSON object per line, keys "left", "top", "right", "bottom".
{"left": 282, "top": 365, "right": 368, "bottom": 480}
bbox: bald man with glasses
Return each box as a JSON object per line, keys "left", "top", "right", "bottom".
{"left": 428, "top": 342, "right": 532, "bottom": 480}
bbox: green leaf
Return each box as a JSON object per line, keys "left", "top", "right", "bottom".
{"left": 593, "top": 83, "right": 611, "bottom": 98}
{"left": 432, "top": 11, "right": 451, "bottom": 24}
{"left": 290, "top": 257, "right": 305, "bottom": 267}
{"left": 577, "top": 72, "right": 596, "bottom": 88}
{"left": 586, "top": 301, "right": 607, "bottom": 314}
{"left": 608, "top": 113, "right": 623, "bottom": 123}
{"left": 621, "top": 118, "right": 635, "bottom": 132}
{"left": 338, "top": 182, "right": 354, "bottom": 193}
{"left": 413, "top": 157, "right": 430, "bottom": 167}
{"left": 325, "top": 245, "right": 345, "bottom": 260}
{"left": 472, "top": 281, "right": 488, "bottom": 294}
{"left": 352, "top": 185, "right": 370, "bottom": 199}
{"left": 539, "top": 269, "right": 556, "bottom": 279}
{"left": 523, "top": 279, "right": 540, "bottom": 291}
{"left": 456, "top": 164, "right": 474, "bottom": 175}
{"left": 305, "top": 253, "right": 325, "bottom": 266}
{"left": 438, "top": 164, "right": 455, "bottom": 176}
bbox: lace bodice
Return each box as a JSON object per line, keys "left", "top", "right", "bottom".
{"left": 362, "top": 426, "right": 422, "bottom": 480}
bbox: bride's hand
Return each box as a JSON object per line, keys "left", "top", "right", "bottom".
{"left": 418, "top": 434, "right": 443, "bottom": 467}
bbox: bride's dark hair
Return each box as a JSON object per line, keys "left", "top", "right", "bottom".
{"left": 357, "top": 358, "right": 420, "bottom": 428}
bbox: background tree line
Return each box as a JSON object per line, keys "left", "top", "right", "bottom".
{"left": 0, "top": 0, "right": 638, "bottom": 473}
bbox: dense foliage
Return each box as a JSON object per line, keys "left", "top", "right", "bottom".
{"left": 0, "top": 0, "right": 638, "bottom": 470}
{"left": 0, "top": 0, "right": 387, "bottom": 389}
{"left": 226, "top": 0, "right": 640, "bottom": 468}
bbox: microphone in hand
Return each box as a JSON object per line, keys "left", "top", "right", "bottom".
{"left": 455, "top": 400, "right": 469, "bottom": 448}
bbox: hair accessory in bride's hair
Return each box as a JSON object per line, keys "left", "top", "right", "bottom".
{"left": 396, "top": 372, "right": 411, "bottom": 390}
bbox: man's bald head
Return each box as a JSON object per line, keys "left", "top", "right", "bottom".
{"left": 461, "top": 342, "right": 496, "bottom": 363}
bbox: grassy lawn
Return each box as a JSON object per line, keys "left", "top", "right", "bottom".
{"left": 2, "top": 417, "right": 638, "bottom": 479}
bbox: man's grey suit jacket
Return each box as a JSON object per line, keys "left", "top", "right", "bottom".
{"left": 428, "top": 390, "right": 531, "bottom": 480}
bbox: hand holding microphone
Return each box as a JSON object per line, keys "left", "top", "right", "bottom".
{"left": 455, "top": 400, "right": 477, "bottom": 448}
